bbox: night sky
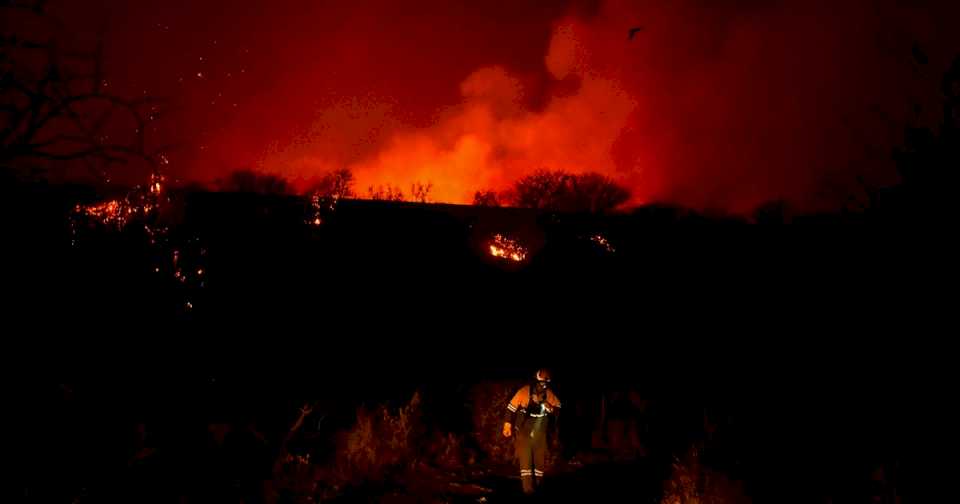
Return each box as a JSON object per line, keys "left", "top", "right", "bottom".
{"left": 37, "top": 0, "right": 960, "bottom": 213}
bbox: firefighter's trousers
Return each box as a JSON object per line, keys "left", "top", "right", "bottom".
{"left": 516, "top": 429, "right": 547, "bottom": 494}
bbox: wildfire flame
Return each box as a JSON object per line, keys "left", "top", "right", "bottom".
{"left": 488, "top": 234, "right": 528, "bottom": 262}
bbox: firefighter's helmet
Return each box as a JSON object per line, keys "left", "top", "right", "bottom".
{"left": 535, "top": 368, "right": 552, "bottom": 383}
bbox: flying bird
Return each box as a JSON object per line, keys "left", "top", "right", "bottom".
{"left": 628, "top": 26, "right": 644, "bottom": 40}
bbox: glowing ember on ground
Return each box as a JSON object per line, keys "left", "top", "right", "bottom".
{"left": 73, "top": 173, "right": 166, "bottom": 230}
{"left": 488, "top": 234, "right": 528, "bottom": 262}
{"left": 591, "top": 234, "right": 616, "bottom": 253}
{"left": 76, "top": 199, "right": 139, "bottom": 229}
{"left": 67, "top": 172, "right": 207, "bottom": 310}
{"left": 306, "top": 193, "right": 337, "bottom": 227}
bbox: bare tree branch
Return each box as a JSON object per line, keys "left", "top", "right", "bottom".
{"left": 1, "top": 3, "right": 172, "bottom": 180}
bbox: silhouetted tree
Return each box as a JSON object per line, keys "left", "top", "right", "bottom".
{"left": 410, "top": 181, "right": 432, "bottom": 203}
{"left": 567, "top": 172, "right": 632, "bottom": 213}
{"left": 753, "top": 200, "right": 790, "bottom": 225}
{"left": 306, "top": 168, "right": 355, "bottom": 199}
{"left": 0, "top": 1, "right": 170, "bottom": 181}
{"left": 509, "top": 169, "right": 630, "bottom": 213}
{"left": 473, "top": 189, "right": 501, "bottom": 207}
{"left": 888, "top": 53, "right": 960, "bottom": 220}
{"left": 367, "top": 184, "right": 405, "bottom": 201}
{"left": 218, "top": 170, "right": 291, "bottom": 194}
{"left": 512, "top": 169, "right": 569, "bottom": 210}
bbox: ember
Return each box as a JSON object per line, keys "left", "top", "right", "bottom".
{"left": 591, "top": 234, "right": 616, "bottom": 253}
{"left": 73, "top": 173, "right": 166, "bottom": 230}
{"left": 76, "top": 199, "right": 136, "bottom": 229}
{"left": 149, "top": 173, "right": 164, "bottom": 195}
{"left": 306, "top": 192, "right": 338, "bottom": 227}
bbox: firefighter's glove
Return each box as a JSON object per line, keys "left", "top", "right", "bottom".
{"left": 503, "top": 422, "right": 512, "bottom": 438}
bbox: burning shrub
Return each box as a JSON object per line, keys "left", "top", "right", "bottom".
{"left": 487, "top": 234, "right": 528, "bottom": 263}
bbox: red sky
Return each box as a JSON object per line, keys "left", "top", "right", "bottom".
{"left": 44, "top": 0, "right": 960, "bottom": 213}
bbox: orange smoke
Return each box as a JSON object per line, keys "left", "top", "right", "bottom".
{"left": 329, "top": 16, "right": 642, "bottom": 205}
{"left": 346, "top": 60, "right": 637, "bottom": 204}
{"left": 279, "top": 0, "right": 957, "bottom": 212}
{"left": 86, "top": 0, "right": 960, "bottom": 214}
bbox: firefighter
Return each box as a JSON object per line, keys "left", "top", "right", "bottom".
{"left": 503, "top": 368, "right": 561, "bottom": 495}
